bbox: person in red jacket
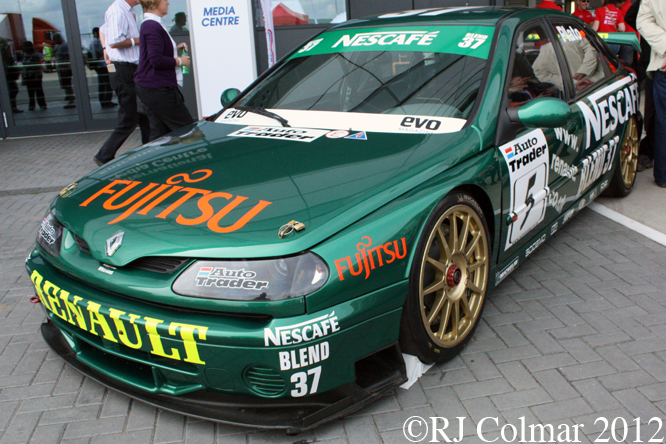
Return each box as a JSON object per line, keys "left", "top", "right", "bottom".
{"left": 573, "top": 0, "right": 594, "bottom": 24}
{"left": 592, "top": 0, "right": 626, "bottom": 32}
{"left": 537, "top": 0, "right": 563, "bottom": 11}
{"left": 592, "top": 0, "right": 626, "bottom": 56}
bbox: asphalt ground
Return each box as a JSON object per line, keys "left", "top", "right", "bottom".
{"left": 0, "top": 130, "right": 665, "bottom": 444}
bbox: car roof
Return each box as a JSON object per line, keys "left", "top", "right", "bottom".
{"left": 331, "top": 6, "right": 572, "bottom": 30}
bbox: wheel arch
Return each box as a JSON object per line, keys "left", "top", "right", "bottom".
{"left": 447, "top": 183, "right": 496, "bottom": 251}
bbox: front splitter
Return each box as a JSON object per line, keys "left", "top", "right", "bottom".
{"left": 41, "top": 319, "right": 406, "bottom": 433}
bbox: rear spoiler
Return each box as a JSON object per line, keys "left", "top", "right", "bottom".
{"left": 597, "top": 32, "right": 641, "bottom": 52}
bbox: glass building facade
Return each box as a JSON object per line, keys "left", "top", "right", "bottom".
{"left": 0, "top": 0, "right": 193, "bottom": 138}
{"left": 0, "top": 0, "right": 500, "bottom": 138}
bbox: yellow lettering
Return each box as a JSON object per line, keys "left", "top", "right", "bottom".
{"left": 109, "top": 309, "right": 143, "bottom": 349}
{"left": 168, "top": 323, "right": 208, "bottom": 364}
{"left": 58, "top": 290, "right": 87, "bottom": 331}
{"left": 43, "top": 281, "right": 67, "bottom": 320}
{"left": 143, "top": 317, "right": 180, "bottom": 360}
{"left": 86, "top": 302, "right": 118, "bottom": 342}
{"left": 30, "top": 270, "right": 51, "bottom": 310}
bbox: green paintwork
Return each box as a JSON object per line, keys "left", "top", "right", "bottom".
{"left": 28, "top": 250, "right": 404, "bottom": 398}
{"left": 26, "top": 7, "right": 638, "bottom": 408}
{"left": 54, "top": 125, "right": 482, "bottom": 265}
{"left": 290, "top": 25, "right": 496, "bottom": 60}
{"left": 516, "top": 97, "right": 572, "bottom": 128}
{"left": 598, "top": 31, "right": 641, "bottom": 52}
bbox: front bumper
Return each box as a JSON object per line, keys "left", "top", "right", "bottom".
{"left": 28, "top": 251, "right": 408, "bottom": 431}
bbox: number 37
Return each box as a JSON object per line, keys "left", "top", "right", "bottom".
{"left": 290, "top": 366, "right": 322, "bottom": 397}
{"left": 458, "top": 37, "right": 485, "bottom": 48}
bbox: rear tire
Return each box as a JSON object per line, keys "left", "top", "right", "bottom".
{"left": 605, "top": 116, "right": 639, "bottom": 197}
{"left": 399, "top": 192, "right": 490, "bottom": 364}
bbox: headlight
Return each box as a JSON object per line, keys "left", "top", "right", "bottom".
{"left": 37, "top": 211, "right": 64, "bottom": 257}
{"left": 172, "top": 253, "right": 329, "bottom": 301}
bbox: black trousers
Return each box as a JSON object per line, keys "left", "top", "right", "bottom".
{"left": 24, "top": 79, "right": 46, "bottom": 108}
{"left": 136, "top": 84, "right": 194, "bottom": 141}
{"left": 8, "top": 80, "right": 19, "bottom": 110}
{"left": 95, "top": 63, "right": 150, "bottom": 163}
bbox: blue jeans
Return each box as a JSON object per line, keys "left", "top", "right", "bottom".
{"left": 654, "top": 70, "right": 666, "bottom": 185}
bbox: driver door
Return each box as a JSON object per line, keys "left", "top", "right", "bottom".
{"left": 496, "top": 20, "right": 574, "bottom": 263}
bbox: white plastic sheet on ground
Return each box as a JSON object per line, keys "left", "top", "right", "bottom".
{"left": 400, "top": 354, "right": 434, "bottom": 389}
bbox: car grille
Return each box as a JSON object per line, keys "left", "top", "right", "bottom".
{"left": 243, "top": 365, "right": 287, "bottom": 397}
{"left": 73, "top": 234, "right": 189, "bottom": 273}
{"left": 73, "top": 234, "right": 91, "bottom": 254}
{"left": 125, "top": 257, "right": 190, "bottom": 273}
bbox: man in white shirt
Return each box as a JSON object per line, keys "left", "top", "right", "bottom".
{"left": 94, "top": 0, "right": 150, "bottom": 166}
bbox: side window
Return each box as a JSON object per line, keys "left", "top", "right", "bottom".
{"left": 549, "top": 22, "right": 608, "bottom": 96}
{"left": 507, "top": 24, "right": 564, "bottom": 107}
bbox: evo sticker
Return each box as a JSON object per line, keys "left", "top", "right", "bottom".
{"left": 499, "top": 130, "right": 550, "bottom": 251}
{"left": 229, "top": 126, "right": 329, "bottom": 142}
{"left": 346, "top": 131, "right": 367, "bottom": 140}
{"left": 290, "top": 25, "right": 495, "bottom": 60}
{"left": 219, "top": 109, "right": 465, "bottom": 134}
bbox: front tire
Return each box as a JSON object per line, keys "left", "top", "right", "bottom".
{"left": 400, "top": 192, "right": 490, "bottom": 364}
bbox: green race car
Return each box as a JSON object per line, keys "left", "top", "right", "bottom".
{"left": 27, "top": 7, "right": 640, "bottom": 433}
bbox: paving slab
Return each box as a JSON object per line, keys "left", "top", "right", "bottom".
{"left": 1, "top": 131, "right": 665, "bottom": 443}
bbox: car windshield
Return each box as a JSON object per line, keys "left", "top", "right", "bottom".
{"left": 236, "top": 26, "right": 494, "bottom": 120}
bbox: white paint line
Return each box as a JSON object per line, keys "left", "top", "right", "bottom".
{"left": 589, "top": 202, "right": 666, "bottom": 247}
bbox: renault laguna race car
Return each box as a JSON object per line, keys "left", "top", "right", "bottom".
{"left": 27, "top": 7, "right": 640, "bottom": 432}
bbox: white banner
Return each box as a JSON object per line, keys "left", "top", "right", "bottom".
{"left": 259, "top": 0, "right": 276, "bottom": 67}
{"left": 189, "top": 0, "right": 257, "bottom": 117}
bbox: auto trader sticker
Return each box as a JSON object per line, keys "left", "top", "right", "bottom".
{"left": 195, "top": 267, "right": 269, "bottom": 290}
{"left": 229, "top": 126, "right": 328, "bottom": 142}
{"left": 39, "top": 218, "right": 58, "bottom": 246}
{"left": 499, "top": 130, "right": 550, "bottom": 250}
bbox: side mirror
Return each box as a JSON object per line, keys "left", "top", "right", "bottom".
{"left": 507, "top": 97, "right": 571, "bottom": 128}
{"left": 220, "top": 88, "right": 240, "bottom": 107}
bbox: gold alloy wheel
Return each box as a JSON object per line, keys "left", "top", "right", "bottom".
{"left": 620, "top": 117, "right": 639, "bottom": 188}
{"left": 418, "top": 204, "right": 489, "bottom": 348}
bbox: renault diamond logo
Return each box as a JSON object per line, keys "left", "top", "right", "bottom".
{"left": 106, "top": 231, "right": 124, "bottom": 257}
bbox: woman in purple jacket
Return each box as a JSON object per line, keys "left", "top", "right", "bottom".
{"left": 135, "top": 0, "right": 194, "bottom": 141}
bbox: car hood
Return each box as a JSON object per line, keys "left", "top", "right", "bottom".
{"left": 54, "top": 117, "right": 480, "bottom": 265}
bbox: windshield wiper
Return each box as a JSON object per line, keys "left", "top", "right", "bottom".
{"left": 234, "top": 106, "right": 290, "bottom": 127}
